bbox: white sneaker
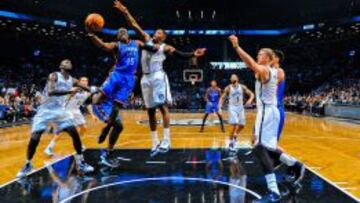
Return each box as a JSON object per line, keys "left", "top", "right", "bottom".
{"left": 158, "top": 140, "right": 171, "bottom": 154}
{"left": 150, "top": 143, "right": 161, "bottom": 157}
{"left": 44, "top": 147, "right": 54, "bottom": 156}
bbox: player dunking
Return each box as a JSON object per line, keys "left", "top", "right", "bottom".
{"left": 44, "top": 77, "right": 97, "bottom": 156}
{"left": 114, "top": 0, "right": 206, "bottom": 156}
{"left": 229, "top": 35, "right": 305, "bottom": 201}
{"left": 17, "top": 59, "right": 94, "bottom": 178}
{"left": 199, "top": 80, "right": 225, "bottom": 133}
{"left": 219, "top": 74, "right": 254, "bottom": 155}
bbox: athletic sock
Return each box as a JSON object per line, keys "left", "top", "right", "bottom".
{"left": 265, "top": 173, "right": 280, "bottom": 195}
{"left": 74, "top": 154, "right": 84, "bottom": 165}
{"left": 163, "top": 128, "right": 170, "bottom": 142}
{"left": 151, "top": 131, "right": 159, "bottom": 148}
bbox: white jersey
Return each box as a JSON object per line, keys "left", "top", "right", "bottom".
{"left": 141, "top": 41, "right": 166, "bottom": 74}
{"left": 255, "top": 67, "right": 278, "bottom": 107}
{"left": 228, "top": 84, "right": 244, "bottom": 107}
{"left": 66, "top": 91, "right": 89, "bottom": 111}
{"left": 40, "top": 72, "right": 73, "bottom": 110}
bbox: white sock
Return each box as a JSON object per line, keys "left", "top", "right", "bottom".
{"left": 151, "top": 131, "right": 159, "bottom": 148}
{"left": 279, "top": 153, "right": 297, "bottom": 166}
{"left": 74, "top": 154, "right": 83, "bottom": 164}
{"left": 265, "top": 173, "right": 280, "bottom": 195}
{"left": 47, "top": 139, "right": 56, "bottom": 149}
{"left": 163, "top": 128, "right": 170, "bottom": 142}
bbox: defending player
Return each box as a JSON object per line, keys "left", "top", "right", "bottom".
{"left": 199, "top": 80, "right": 225, "bottom": 133}
{"left": 17, "top": 59, "right": 94, "bottom": 178}
{"left": 43, "top": 77, "right": 97, "bottom": 156}
{"left": 228, "top": 35, "right": 305, "bottom": 201}
{"left": 113, "top": 0, "right": 206, "bottom": 156}
{"left": 219, "top": 74, "right": 254, "bottom": 154}
{"left": 272, "top": 50, "right": 286, "bottom": 140}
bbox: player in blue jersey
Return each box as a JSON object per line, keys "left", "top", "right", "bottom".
{"left": 86, "top": 7, "right": 159, "bottom": 166}
{"left": 200, "top": 80, "right": 225, "bottom": 133}
{"left": 114, "top": 0, "right": 206, "bottom": 157}
{"left": 273, "top": 50, "right": 286, "bottom": 140}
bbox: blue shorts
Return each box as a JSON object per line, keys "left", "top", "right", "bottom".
{"left": 101, "top": 71, "right": 135, "bottom": 104}
{"left": 92, "top": 99, "right": 121, "bottom": 123}
{"left": 205, "top": 102, "right": 219, "bottom": 113}
{"left": 277, "top": 105, "right": 285, "bottom": 140}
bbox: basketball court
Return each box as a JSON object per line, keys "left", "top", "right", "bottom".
{"left": 0, "top": 111, "right": 359, "bottom": 202}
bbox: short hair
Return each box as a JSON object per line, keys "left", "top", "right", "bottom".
{"left": 274, "top": 50, "right": 285, "bottom": 63}
{"left": 260, "top": 48, "right": 275, "bottom": 61}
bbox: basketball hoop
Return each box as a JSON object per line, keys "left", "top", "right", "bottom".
{"left": 189, "top": 75, "right": 198, "bottom": 85}
{"left": 190, "top": 78, "right": 197, "bottom": 85}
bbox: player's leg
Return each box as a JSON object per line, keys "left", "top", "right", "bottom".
{"left": 141, "top": 74, "right": 160, "bottom": 155}
{"left": 268, "top": 148, "right": 305, "bottom": 187}
{"left": 100, "top": 117, "right": 123, "bottom": 167}
{"left": 200, "top": 113, "right": 209, "bottom": 132}
{"left": 201, "top": 102, "right": 212, "bottom": 132}
{"left": 253, "top": 106, "right": 281, "bottom": 201}
{"left": 18, "top": 111, "right": 49, "bottom": 177}
{"left": 44, "top": 127, "right": 60, "bottom": 156}
{"left": 277, "top": 106, "right": 285, "bottom": 140}
{"left": 216, "top": 112, "right": 225, "bottom": 132}
{"left": 253, "top": 145, "right": 280, "bottom": 198}
{"left": 158, "top": 104, "right": 171, "bottom": 152}
{"left": 150, "top": 71, "right": 171, "bottom": 155}
{"left": 92, "top": 100, "right": 113, "bottom": 144}
{"left": 62, "top": 125, "right": 94, "bottom": 173}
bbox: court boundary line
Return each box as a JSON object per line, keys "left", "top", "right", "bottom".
{"left": 0, "top": 153, "right": 74, "bottom": 189}
{"left": 306, "top": 166, "right": 360, "bottom": 202}
{"left": 59, "top": 176, "right": 262, "bottom": 203}
{"left": 1, "top": 137, "right": 359, "bottom": 201}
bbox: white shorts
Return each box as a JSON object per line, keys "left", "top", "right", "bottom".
{"left": 141, "top": 71, "right": 172, "bottom": 108}
{"left": 31, "top": 107, "right": 74, "bottom": 133}
{"left": 70, "top": 109, "right": 86, "bottom": 127}
{"left": 254, "top": 105, "right": 280, "bottom": 150}
{"left": 228, "top": 106, "right": 245, "bottom": 126}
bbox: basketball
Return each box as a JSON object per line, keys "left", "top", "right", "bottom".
{"left": 85, "top": 13, "right": 105, "bottom": 32}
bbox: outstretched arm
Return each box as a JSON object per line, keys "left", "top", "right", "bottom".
{"left": 165, "top": 45, "right": 206, "bottom": 59}
{"left": 87, "top": 33, "right": 117, "bottom": 52}
{"left": 113, "top": 0, "right": 150, "bottom": 41}
{"left": 242, "top": 85, "right": 254, "bottom": 106}
{"left": 228, "top": 35, "right": 269, "bottom": 82}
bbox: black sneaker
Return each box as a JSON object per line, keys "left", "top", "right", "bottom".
{"left": 16, "top": 162, "right": 33, "bottom": 178}
{"left": 99, "top": 152, "right": 120, "bottom": 168}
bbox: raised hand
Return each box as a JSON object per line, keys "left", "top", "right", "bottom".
{"left": 194, "top": 48, "right": 207, "bottom": 57}
{"left": 113, "top": 0, "right": 128, "bottom": 12}
{"left": 228, "top": 35, "right": 239, "bottom": 47}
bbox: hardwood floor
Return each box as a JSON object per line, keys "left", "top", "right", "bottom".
{"left": 1, "top": 110, "right": 360, "bottom": 197}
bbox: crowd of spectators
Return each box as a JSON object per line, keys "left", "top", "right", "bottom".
{"left": 0, "top": 84, "right": 41, "bottom": 124}
{"left": 284, "top": 79, "right": 360, "bottom": 116}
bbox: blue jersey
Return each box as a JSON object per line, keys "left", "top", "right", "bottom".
{"left": 277, "top": 79, "right": 285, "bottom": 107}
{"left": 114, "top": 40, "right": 139, "bottom": 75}
{"left": 207, "top": 88, "right": 221, "bottom": 103}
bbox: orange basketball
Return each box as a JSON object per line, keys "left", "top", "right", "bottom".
{"left": 85, "top": 13, "right": 105, "bottom": 32}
